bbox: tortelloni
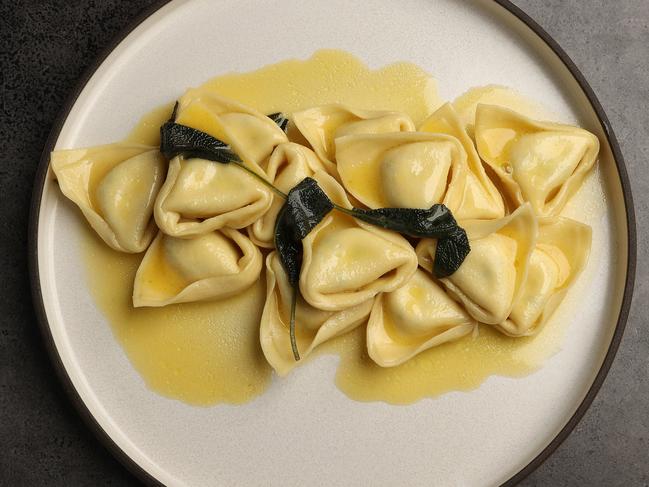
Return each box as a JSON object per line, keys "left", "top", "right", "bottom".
{"left": 499, "top": 217, "right": 591, "bottom": 336}
{"left": 474, "top": 104, "right": 599, "bottom": 217}
{"left": 51, "top": 57, "right": 601, "bottom": 386}
{"left": 416, "top": 204, "right": 538, "bottom": 325}
{"left": 260, "top": 252, "right": 373, "bottom": 375}
{"left": 133, "top": 228, "right": 262, "bottom": 307}
{"left": 291, "top": 104, "right": 415, "bottom": 177}
{"left": 249, "top": 143, "right": 326, "bottom": 247}
{"left": 50, "top": 143, "right": 166, "bottom": 253}
{"left": 367, "top": 269, "right": 477, "bottom": 367}
{"left": 175, "top": 88, "right": 288, "bottom": 169}
{"left": 335, "top": 132, "right": 468, "bottom": 212}
{"left": 153, "top": 90, "right": 294, "bottom": 238}
{"left": 419, "top": 103, "right": 505, "bottom": 219}
{"left": 300, "top": 171, "right": 419, "bottom": 311}
{"left": 154, "top": 156, "right": 272, "bottom": 237}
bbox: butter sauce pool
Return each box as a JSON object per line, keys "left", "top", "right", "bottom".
{"left": 81, "top": 49, "right": 604, "bottom": 405}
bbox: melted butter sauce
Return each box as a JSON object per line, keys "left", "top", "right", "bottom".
{"left": 81, "top": 49, "right": 604, "bottom": 405}
{"left": 82, "top": 225, "right": 270, "bottom": 405}
{"left": 125, "top": 103, "right": 175, "bottom": 146}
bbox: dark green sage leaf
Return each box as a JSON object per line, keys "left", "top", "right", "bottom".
{"left": 160, "top": 121, "right": 241, "bottom": 163}
{"left": 274, "top": 204, "right": 304, "bottom": 288}
{"left": 274, "top": 177, "right": 335, "bottom": 362}
{"left": 433, "top": 227, "right": 471, "bottom": 278}
{"left": 274, "top": 207, "right": 301, "bottom": 360}
{"left": 284, "top": 178, "right": 334, "bottom": 241}
{"left": 274, "top": 177, "right": 334, "bottom": 286}
{"left": 268, "top": 112, "right": 290, "bottom": 133}
{"left": 347, "top": 204, "right": 458, "bottom": 239}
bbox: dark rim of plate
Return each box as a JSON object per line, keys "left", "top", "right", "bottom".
{"left": 27, "top": 1, "right": 637, "bottom": 486}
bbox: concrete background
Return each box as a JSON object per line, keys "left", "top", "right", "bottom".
{"left": 0, "top": 0, "right": 646, "bottom": 485}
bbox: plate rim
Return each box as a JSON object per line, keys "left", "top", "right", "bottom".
{"left": 27, "top": 1, "right": 637, "bottom": 486}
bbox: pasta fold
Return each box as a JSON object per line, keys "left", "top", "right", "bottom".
{"left": 474, "top": 104, "right": 599, "bottom": 216}
{"left": 500, "top": 217, "right": 591, "bottom": 336}
{"left": 260, "top": 252, "right": 373, "bottom": 375}
{"left": 300, "top": 171, "right": 419, "bottom": 311}
{"left": 51, "top": 143, "right": 165, "bottom": 253}
{"left": 367, "top": 269, "right": 477, "bottom": 367}
{"left": 292, "top": 104, "right": 415, "bottom": 177}
{"left": 133, "top": 228, "right": 262, "bottom": 307}
{"left": 419, "top": 103, "right": 505, "bottom": 219}
{"left": 417, "top": 204, "right": 538, "bottom": 325}
{"left": 249, "top": 143, "right": 326, "bottom": 247}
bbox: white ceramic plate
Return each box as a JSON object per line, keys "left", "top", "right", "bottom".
{"left": 30, "top": 1, "right": 635, "bottom": 485}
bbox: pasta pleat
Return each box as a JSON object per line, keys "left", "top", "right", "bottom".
{"left": 51, "top": 143, "right": 165, "bottom": 253}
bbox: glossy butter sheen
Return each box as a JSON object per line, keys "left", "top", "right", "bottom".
{"left": 82, "top": 225, "right": 270, "bottom": 406}
{"left": 81, "top": 49, "right": 603, "bottom": 405}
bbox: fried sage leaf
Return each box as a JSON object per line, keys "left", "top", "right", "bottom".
{"left": 274, "top": 177, "right": 335, "bottom": 361}
{"left": 274, "top": 177, "right": 334, "bottom": 286}
{"left": 348, "top": 204, "right": 458, "bottom": 239}
{"left": 160, "top": 121, "right": 241, "bottom": 163}
{"left": 268, "top": 112, "right": 290, "bottom": 133}
{"left": 274, "top": 204, "right": 303, "bottom": 289}
{"left": 274, "top": 206, "right": 303, "bottom": 361}
{"left": 434, "top": 227, "right": 471, "bottom": 278}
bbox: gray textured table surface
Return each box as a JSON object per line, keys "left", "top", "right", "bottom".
{"left": 1, "top": 1, "right": 646, "bottom": 485}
